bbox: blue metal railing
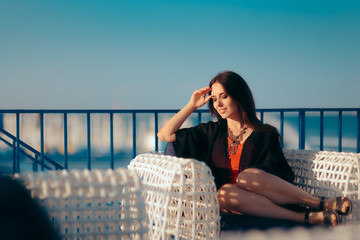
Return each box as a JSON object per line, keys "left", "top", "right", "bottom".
{"left": 0, "top": 108, "right": 359, "bottom": 173}
{"left": 0, "top": 128, "right": 65, "bottom": 172}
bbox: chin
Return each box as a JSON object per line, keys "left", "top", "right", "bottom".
{"left": 219, "top": 114, "right": 229, "bottom": 119}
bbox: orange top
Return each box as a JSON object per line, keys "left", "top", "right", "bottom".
{"left": 228, "top": 137, "right": 245, "bottom": 184}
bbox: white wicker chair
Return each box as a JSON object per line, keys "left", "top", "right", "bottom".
{"left": 128, "top": 153, "right": 221, "bottom": 240}
{"left": 220, "top": 149, "right": 360, "bottom": 239}
{"left": 129, "top": 149, "right": 359, "bottom": 238}
{"left": 283, "top": 149, "right": 360, "bottom": 224}
{"left": 17, "top": 168, "right": 148, "bottom": 240}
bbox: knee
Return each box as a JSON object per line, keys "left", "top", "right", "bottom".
{"left": 217, "top": 184, "right": 237, "bottom": 210}
{"left": 236, "top": 168, "right": 265, "bottom": 191}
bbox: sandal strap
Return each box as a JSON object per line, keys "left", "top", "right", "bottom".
{"left": 336, "top": 197, "right": 342, "bottom": 213}
{"left": 323, "top": 210, "right": 339, "bottom": 227}
{"left": 304, "top": 211, "right": 311, "bottom": 225}
{"left": 319, "top": 197, "right": 325, "bottom": 211}
{"left": 336, "top": 196, "right": 352, "bottom": 215}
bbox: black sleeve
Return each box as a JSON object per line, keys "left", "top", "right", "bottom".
{"left": 249, "top": 131, "right": 295, "bottom": 183}
{"left": 173, "top": 122, "right": 216, "bottom": 162}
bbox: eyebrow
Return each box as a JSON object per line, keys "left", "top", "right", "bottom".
{"left": 211, "top": 92, "right": 225, "bottom": 98}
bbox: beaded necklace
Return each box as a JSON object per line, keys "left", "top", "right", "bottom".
{"left": 228, "top": 126, "right": 248, "bottom": 155}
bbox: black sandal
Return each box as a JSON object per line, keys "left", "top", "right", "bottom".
{"left": 336, "top": 197, "right": 352, "bottom": 215}
{"left": 304, "top": 210, "right": 339, "bottom": 227}
{"left": 324, "top": 210, "right": 339, "bottom": 227}
{"left": 319, "top": 196, "right": 352, "bottom": 215}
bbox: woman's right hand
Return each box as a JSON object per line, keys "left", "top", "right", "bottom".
{"left": 157, "top": 86, "right": 212, "bottom": 143}
{"left": 189, "top": 87, "right": 212, "bottom": 109}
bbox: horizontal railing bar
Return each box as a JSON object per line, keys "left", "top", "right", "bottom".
{"left": 1, "top": 108, "right": 360, "bottom": 114}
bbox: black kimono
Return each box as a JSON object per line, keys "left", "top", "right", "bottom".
{"left": 173, "top": 120, "right": 294, "bottom": 189}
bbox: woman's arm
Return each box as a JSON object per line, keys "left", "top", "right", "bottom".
{"left": 157, "top": 87, "right": 211, "bottom": 143}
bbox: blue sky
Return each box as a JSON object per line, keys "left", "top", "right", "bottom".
{"left": 1, "top": 0, "right": 359, "bottom": 109}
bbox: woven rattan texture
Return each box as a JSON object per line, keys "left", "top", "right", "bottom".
{"left": 18, "top": 168, "right": 148, "bottom": 240}
{"left": 283, "top": 149, "right": 360, "bottom": 224}
{"left": 128, "top": 153, "right": 220, "bottom": 240}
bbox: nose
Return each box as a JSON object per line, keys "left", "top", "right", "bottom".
{"left": 215, "top": 99, "right": 223, "bottom": 108}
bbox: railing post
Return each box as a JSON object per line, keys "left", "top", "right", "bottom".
{"left": 16, "top": 113, "right": 20, "bottom": 173}
{"left": 12, "top": 139, "right": 16, "bottom": 174}
{"left": 154, "top": 112, "right": 159, "bottom": 152}
{"left": 198, "top": 111, "right": 202, "bottom": 124}
{"left": 64, "top": 113, "right": 68, "bottom": 170}
{"left": 33, "top": 155, "right": 38, "bottom": 172}
{"left": 338, "top": 111, "right": 342, "bottom": 152}
{"left": 132, "top": 112, "right": 136, "bottom": 158}
{"left": 110, "top": 113, "right": 114, "bottom": 169}
{"left": 298, "top": 111, "right": 305, "bottom": 150}
{"left": 280, "top": 111, "right": 284, "bottom": 148}
{"left": 0, "top": 113, "right": 3, "bottom": 129}
{"left": 87, "top": 113, "right": 91, "bottom": 170}
{"left": 320, "top": 110, "right": 324, "bottom": 151}
{"left": 357, "top": 110, "right": 360, "bottom": 153}
{"left": 40, "top": 113, "right": 45, "bottom": 171}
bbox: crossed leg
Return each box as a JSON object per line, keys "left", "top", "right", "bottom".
{"left": 218, "top": 184, "right": 305, "bottom": 222}
{"left": 218, "top": 168, "right": 347, "bottom": 226}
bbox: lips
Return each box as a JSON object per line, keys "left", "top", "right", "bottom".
{"left": 218, "top": 109, "right": 226, "bottom": 114}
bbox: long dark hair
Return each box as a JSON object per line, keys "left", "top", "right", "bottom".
{"left": 208, "top": 71, "right": 275, "bottom": 132}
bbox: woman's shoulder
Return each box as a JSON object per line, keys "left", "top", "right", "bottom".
{"left": 196, "top": 120, "right": 225, "bottom": 129}
{"left": 177, "top": 120, "right": 223, "bottom": 136}
{"left": 186, "top": 120, "right": 227, "bottom": 137}
{"left": 251, "top": 124, "right": 280, "bottom": 140}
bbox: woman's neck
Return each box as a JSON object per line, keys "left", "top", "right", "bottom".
{"left": 227, "top": 119, "right": 246, "bottom": 135}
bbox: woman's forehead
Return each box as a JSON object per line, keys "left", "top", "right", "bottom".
{"left": 211, "top": 82, "right": 225, "bottom": 95}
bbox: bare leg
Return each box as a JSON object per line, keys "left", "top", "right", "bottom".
{"left": 218, "top": 183, "right": 338, "bottom": 226}
{"left": 218, "top": 184, "right": 305, "bottom": 222}
{"left": 236, "top": 168, "right": 321, "bottom": 208}
{"left": 236, "top": 168, "right": 351, "bottom": 214}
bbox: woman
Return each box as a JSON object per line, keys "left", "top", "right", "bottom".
{"left": 157, "top": 71, "right": 352, "bottom": 227}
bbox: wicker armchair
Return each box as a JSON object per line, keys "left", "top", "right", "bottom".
{"left": 128, "top": 153, "right": 221, "bottom": 240}
{"left": 129, "top": 149, "right": 360, "bottom": 239}
{"left": 283, "top": 149, "right": 360, "bottom": 224}
{"left": 17, "top": 168, "right": 148, "bottom": 240}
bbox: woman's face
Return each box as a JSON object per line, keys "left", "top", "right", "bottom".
{"left": 211, "top": 82, "right": 240, "bottom": 120}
